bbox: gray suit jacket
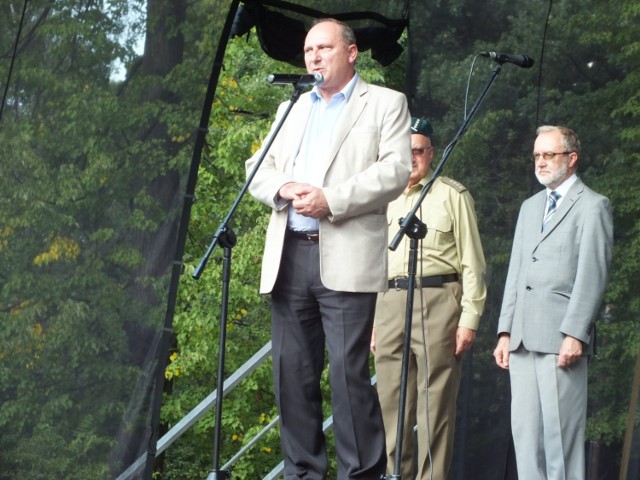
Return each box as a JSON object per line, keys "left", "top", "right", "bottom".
{"left": 246, "top": 77, "right": 412, "bottom": 294}
{"left": 497, "top": 177, "right": 613, "bottom": 355}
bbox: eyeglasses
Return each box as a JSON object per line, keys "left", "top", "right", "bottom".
{"left": 531, "top": 151, "right": 573, "bottom": 162}
{"left": 412, "top": 147, "right": 433, "bottom": 156}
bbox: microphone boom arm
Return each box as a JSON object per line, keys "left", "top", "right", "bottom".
{"left": 193, "top": 85, "right": 305, "bottom": 279}
{"left": 390, "top": 62, "right": 503, "bottom": 251}
{"left": 384, "top": 60, "right": 505, "bottom": 480}
{"left": 193, "top": 78, "right": 306, "bottom": 480}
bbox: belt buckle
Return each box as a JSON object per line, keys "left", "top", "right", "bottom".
{"left": 306, "top": 232, "right": 319, "bottom": 242}
{"left": 393, "top": 276, "right": 408, "bottom": 290}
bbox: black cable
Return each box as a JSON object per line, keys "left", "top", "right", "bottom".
{"left": 0, "top": 0, "right": 29, "bottom": 124}
{"left": 535, "top": 0, "right": 554, "bottom": 126}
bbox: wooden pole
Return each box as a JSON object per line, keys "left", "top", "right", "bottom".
{"left": 619, "top": 345, "right": 640, "bottom": 480}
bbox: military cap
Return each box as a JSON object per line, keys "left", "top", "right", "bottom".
{"left": 410, "top": 117, "right": 433, "bottom": 137}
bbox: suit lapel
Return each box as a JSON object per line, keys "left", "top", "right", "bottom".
{"left": 284, "top": 94, "right": 314, "bottom": 172}
{"left": 532, "top": 191, "right": 546, "bottom": 235}
{"left": 321, "top": 78, "right": 368, "bottom": 175}
{"left": 538, "top": 178, "right": 585, "bottom": 243}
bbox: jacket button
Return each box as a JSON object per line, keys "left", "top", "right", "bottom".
{"left": 532, "top": 257, "right": 538, "bottom": 262}
{"left": 526, "top": 286, "right": 532, "bottom": 291}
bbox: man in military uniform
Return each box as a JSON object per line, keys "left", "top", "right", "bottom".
{"left": 371, "top": 117, "right": 487, "bottom": 479}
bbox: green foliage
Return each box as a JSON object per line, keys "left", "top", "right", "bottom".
{"left": 0, "top": 0, "right": 198, "bottom": 477}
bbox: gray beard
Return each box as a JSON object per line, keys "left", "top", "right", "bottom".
{"left": 536, "top": 162, "right": 568, "bottom": 187}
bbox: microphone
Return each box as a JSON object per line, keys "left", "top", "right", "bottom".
{"left": 480, "top": 51, "right": 534, "bottom": 68}
{"left": 267, "top": 72, "right": 324, "bottom": 87}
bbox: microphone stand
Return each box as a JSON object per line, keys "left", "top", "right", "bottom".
{"left": 384, "top": 62, "right": 503, "bottom": 479}
{"left": 193, "top": 83, "right": 307, "bottom": 480}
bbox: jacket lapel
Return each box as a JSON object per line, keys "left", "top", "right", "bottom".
{"left": 283, "top": 94, "right": 314, "bottom": 172}
{"left": 321, "top": 78, "right": 368, "bottom": 175}
{"left": 538, "top": 178, "right": 585, "bottom": 243}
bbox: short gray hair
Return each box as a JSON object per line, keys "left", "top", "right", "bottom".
{"left": 536, "top": 125, "right": 581, "bottom": 155}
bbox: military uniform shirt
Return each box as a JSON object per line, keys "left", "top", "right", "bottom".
{"left": 387, "top": 172, "right": 487, "bottom": 329}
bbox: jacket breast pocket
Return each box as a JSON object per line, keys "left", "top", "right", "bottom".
{"left": 343, "top": 127, "right": 380, "bottom": 171}
{"left": 547, "top": 224, "right": 580, "bottom": 259}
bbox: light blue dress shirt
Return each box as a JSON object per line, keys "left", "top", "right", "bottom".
{"left": 287, "top": 73, "right": 359, "bottom": 232}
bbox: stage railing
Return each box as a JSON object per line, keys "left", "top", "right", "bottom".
{"left": 117, "top": 341, "right": 375, "bottom": 480}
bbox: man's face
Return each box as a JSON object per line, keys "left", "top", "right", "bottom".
{"left": 533, "top": 131, "right": 577, "bottom": 189}
{"left": 304, "top": 21, "right": 357, "bottom": 98}
{"left": 408, "top": 133, "right": 434, "bottom": 187}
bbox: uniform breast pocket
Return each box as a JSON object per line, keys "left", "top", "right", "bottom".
{"left": 425, "top": 212, "right": 453, "bottom": 251}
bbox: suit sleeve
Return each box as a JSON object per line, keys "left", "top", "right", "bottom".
{"left": 245, "top": 100, "right": 295, "bottom": 211}
{"left": 559, "top": 196, "right": 613, "bottom": 342}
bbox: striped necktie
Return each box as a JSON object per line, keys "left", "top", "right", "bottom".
{"left": 542, "top": 190, "right": 561, "bottom": 231}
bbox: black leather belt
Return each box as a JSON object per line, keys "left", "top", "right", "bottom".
{"left": 286, "top": 229, "right": 320, "bottom": 243}
{"left": 388, "top": 273, "right": 459, "bottom": 290}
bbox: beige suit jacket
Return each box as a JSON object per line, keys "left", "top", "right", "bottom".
{"left": 246, "top": 77, "right": 411, "bottom": 294}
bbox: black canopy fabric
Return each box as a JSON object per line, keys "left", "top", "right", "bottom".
{"left": 232, "top": 0, "right": 408, "bottom": 67}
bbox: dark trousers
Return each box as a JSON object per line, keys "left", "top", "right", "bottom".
{"left": 271, "top": 235, "right": 386, "bottom": 479}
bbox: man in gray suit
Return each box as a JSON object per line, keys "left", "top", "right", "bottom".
{"left": 493, "top": 125, "right": 613, "bottom": 479}
{"left": 246, "top": 18, "right": 411, "bottom": 479}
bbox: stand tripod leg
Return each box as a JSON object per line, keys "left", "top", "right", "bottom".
{"left": 206, "top": 229, "right": 236, "bottom": 480}
{"left": 385, "top": 219, "right": 426, "bottom": 480}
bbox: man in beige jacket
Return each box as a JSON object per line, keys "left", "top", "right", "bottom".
{"left": 246, "top": 18, "right": 411, "bottom": 479}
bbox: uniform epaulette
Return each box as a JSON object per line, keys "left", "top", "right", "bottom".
{"left": 440, "top": 176, "right": 467, "bottom": 193}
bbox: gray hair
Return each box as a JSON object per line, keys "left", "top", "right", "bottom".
{"left": 536, "top": 125, "right": 581, "bottom": 155}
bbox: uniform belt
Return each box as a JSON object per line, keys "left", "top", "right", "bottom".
{"left": 286, "top": 229, "right": 320, "bottom": 243}
{"left": 388, "top": 273, "right": 459, "bottom": 290}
